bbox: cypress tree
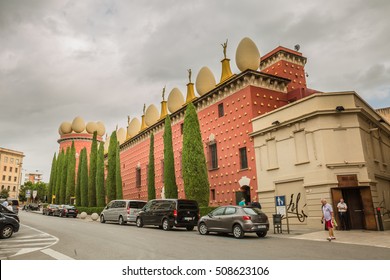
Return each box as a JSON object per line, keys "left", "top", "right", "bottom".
{"left": 106, "top": 131, "right": 117, "bottom": 202}
{"left": 96, "top": 141, "right": 106, "bottom": 206}
{"left": 65, "top": 142, "right": 76, "bottom": 204}
{"left": 75, "top": 148, "right": 83, "bottom": 207}
{"left": 80, "top": 147, "right": 89, "bottom": 207}
{"left": 88, "top": 132, "right": 98, "bottom": 206}
{"left": 59, "top": 147, "right": 69, "bottom": 204}
{"left": 54, "top": 150, "right": 64, "bottom": 204}
{"left": 147, "top": 133, "right": 156, "bottom": 200}
{"left": 163, "top": 116, "right": 178, "bottom": 198}
{"left": 115, "top": 144, "right": 123, "bottom": 199}
{"left": 182, "top": 103, "right": 210, "bottom": 207}
{"left": 48, "top": 153, "right": 57, "bottom": 203}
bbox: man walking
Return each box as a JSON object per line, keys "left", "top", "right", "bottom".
{"left": 321, "top": 199, "right": 336, "bottom": 241}
{"left": 337, "top": 198, "right": 348, "bottom": 230}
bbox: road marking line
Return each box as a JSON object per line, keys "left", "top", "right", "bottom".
{"left": 0, "top": 242, "right": 56, "bottom": 248}
{"left": 8, "top": 223, "right": 60, "bottom": 258}
{"left": 5, "top": 238, "right": 57, "bottom": 243}
{"left": 41, "top": 248, "right": 74, "bottom": 260}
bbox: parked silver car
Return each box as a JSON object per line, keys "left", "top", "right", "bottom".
{"left": 100, "top": 200, "right": 147, "bottom": 225}
{"left": 198, "top": 206, "right": 269, "bottom": 239}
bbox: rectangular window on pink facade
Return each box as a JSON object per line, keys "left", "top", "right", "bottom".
{"left": 136, "top": 167, "right": 141, "bottom": 188}
{"left": 239, "top": 147, "right": 248, "bottom": 170}
{"left": 209, "top": 143, "right": 218, "bottom": 170}
{"left": 218, "top": 103, "right": 224, "bottom": 117}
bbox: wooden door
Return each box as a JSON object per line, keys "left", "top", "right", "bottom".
{"left": 360, "top": 187, "right": 377, "bottom": 230}
{"left": 343, "top": 188, "right": 364, "bottom": 229}
{"left": 331, "top": 188, "right": 343, "bottom": 229}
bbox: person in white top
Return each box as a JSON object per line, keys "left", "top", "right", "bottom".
{"left": 321, "top": 199, "right": 336, "bottom": 241}
{"left": 337, "top": 198, "right": 348, "bottom": 230}
{"left": 6, "top": 202, "right": 14, "bottom": 212}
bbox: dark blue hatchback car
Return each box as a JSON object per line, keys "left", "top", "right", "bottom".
{"left": 0, "top": 212, "right": 20, "bottom": 239}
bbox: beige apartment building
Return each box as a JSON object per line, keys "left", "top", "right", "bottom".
{"left": 0, "top": 147, "right": 24, "bottom": 199}
{"left": 24, "top": 171, "right": 43, "bottom": 184}
{"left": 251, "top": 91, "right": 390, "bottom": 231}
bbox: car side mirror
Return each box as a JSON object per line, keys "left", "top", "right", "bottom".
{"left": 208, "top": 213, "right": 213, "bottom": 217}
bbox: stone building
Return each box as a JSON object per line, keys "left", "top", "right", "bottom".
{"left": 0, "top": 147, "right": 24, "bottom": 199}
{"left": 251, "top": 91, "right": 390, "bottom": 230}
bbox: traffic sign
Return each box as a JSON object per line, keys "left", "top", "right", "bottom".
{"left": 275, "top": 195, "right": 285, "bottom": 206}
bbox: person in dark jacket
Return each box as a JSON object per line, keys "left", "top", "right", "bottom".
{"left": 251, "top": 200, "right": 261, "bottom": 209}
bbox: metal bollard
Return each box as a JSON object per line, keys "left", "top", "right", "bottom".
{"left": 377, "top": 207, "right": 384, "bottom": 231}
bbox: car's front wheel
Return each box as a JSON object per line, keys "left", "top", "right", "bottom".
{"left": 1, "top": 225, "right": 14, "bottom": 239}
{"left": 198, "top": 223, "right": 209, "bottom": 235}
{"left": 100, "top": 215, "right": 106, "bottom": 223}
{"left": 136, "top": 217, "right": 143, "bottom": 227}
{"left": 256, "top": 231, "right": 267, "bottom": 238}
{"left": 162, "top": 219, "right": 172, "bottom": 231}
{"left": 233, "top": 224, "right": 244, "bottom": 239}
{"left": 119, "top": 216, "right": 126, "bottom": 225}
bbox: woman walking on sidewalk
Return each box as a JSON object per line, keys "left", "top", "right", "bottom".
{"left": 321, "top": 199, "right": 336, "bottom": 241}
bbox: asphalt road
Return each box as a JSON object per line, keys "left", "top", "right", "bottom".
{"left": 2, "top": 211, "right": 390, "bottom": 260}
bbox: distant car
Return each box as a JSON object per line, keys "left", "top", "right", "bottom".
{"left": 0, "top": 212, "right": 20, "bottom": 239}
{"left": 198, "top": 206, "right": 269, "bottom": 239}
{"left": 0, "top": 205, "right": 20, "bottom": 222}
{"left": 53, "top": 205, "right": 78, "bottom": 218}
{"left": 136, "top": 199, "right": 199, "bottom": 231}
{"left": 42, "top": 204, "right": 59, "bottom": 216}
{"left": 100, "top": 200, "right": 147, "bottom": 225}
{"left": 26, "top": 203, "right": 40, "bottom": 211}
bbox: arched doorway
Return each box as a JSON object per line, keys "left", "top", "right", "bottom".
{"left": 236, "top": 176, "right": 252, "bottom": 205}
{"left": 235, "top": 185, "right": 251, "bottom": 205}
{"left": 241, "top": 185, "right": 251, "bottom": 205}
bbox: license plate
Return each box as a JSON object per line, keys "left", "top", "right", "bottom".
{"left": 68, "top": 210, "right": 74, "bottom": 213}
{"left": 257, "top": 225, "right": 266, "bottom": 229}
{"left": 184, "top": 217, "right": 193, "bottom": 221}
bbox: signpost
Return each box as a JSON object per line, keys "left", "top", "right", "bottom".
{"left": 275, "top": 195, "right": 290, "bottom": 234}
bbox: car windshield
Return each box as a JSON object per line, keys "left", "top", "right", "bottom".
{"left": 243, "top": 207, "right": 262, "bottom": 215}
{"left": 65, "top": 205, "right": 75, "bottom": 209}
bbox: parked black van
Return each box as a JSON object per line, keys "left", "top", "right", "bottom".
{"left": 136, "top": 199, "right": 199, "bottom": 231}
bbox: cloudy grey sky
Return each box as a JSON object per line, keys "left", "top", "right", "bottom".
{"left": 1, "top": 0, "right": 389, "bottom": 181}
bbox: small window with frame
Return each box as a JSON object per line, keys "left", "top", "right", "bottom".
{"left": 136, "top": 167, "right": 141, "bottom": 188}
{"left": 239, "top": 147, "right": 248, "bottom": 170}
{"left": 218, "top": 103, "right": 224, "bottom": 117}
{"left": 209, "top": 142, "right": 218, "bottom": 170}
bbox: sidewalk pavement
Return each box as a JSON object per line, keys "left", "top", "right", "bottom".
{"left": 271, "top": 228, "right": 390, "bottom": 249}
{"left": 30, "top": 210, "right": 390, "bottom": 249}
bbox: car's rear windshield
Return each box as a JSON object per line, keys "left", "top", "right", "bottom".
{"left": 65, "top": 205, "right": 75, "bottom": 209}
{"left": 129, "top": 201, "right": 147, "bottom": 209}
{"left": 243, "top": 207, "right": 262, "bottom": 215}
{"left": 178, "top": 201, "right": 198, "bottom": 210}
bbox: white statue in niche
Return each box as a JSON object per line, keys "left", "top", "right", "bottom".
{"left": 161, "top": 186, "right": 165, "bottom": 199}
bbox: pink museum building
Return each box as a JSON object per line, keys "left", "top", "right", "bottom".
{"left": 116, "top": 38, "right": 317, "bottom": 206}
